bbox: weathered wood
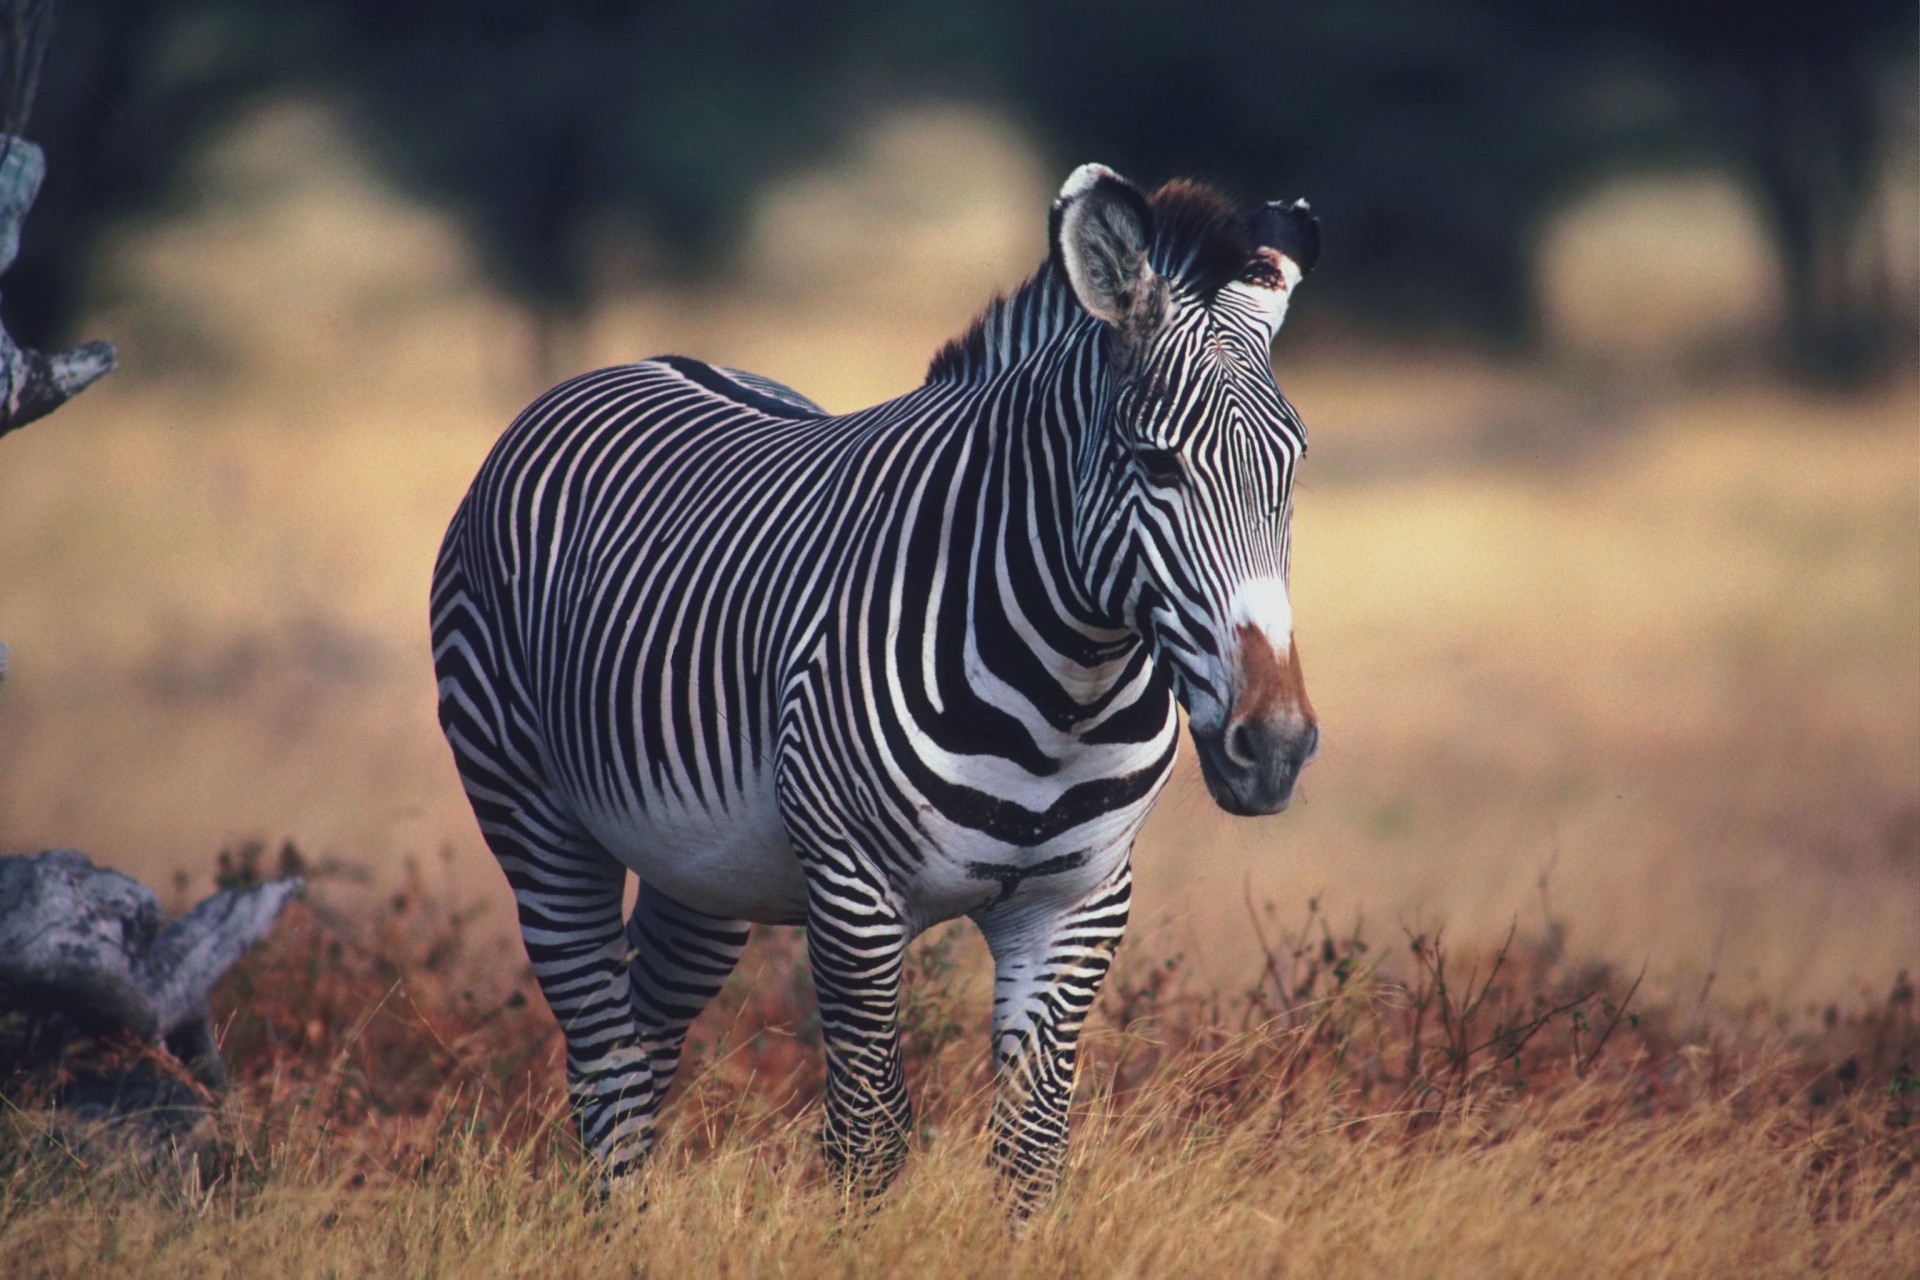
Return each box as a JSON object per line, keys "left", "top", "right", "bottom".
{"left": 0, "top": 135, "right": 115, "bottom": 440}
{"left": 0, "top": 848, "right": 301, "bottom": 1086}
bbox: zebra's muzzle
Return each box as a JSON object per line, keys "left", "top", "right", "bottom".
{"left": 1191, "top": 715, "right": 1318, "bottom": 816}
{"left": 1188, "top": 622, "right": 1318, "bottom": 816}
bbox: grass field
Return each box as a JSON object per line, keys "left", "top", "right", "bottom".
{"left": 2, "top": 106, "right": 1917, "bottom": 1273}
{"left": 2, "top": 865, "right": 1915, "bottom": 1276}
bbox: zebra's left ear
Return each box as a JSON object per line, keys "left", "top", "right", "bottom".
{"left": 1235, "top": 199, "right": 1320, "bottom": 333}
{"left": 1051, "top": 164, "right": 1165, "bottom": 339}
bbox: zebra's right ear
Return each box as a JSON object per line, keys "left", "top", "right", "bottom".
{"left": 1050, "top": 164, "right": 1162, "bottom": 334}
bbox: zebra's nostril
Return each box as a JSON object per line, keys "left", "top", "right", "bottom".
{"left": 1224, "top": 721, "right": 1258, "bottom": 768}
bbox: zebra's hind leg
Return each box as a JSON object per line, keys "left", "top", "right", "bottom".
{"left": 973, "top": 859, "right": 1132, "bottom": 1215}
{"left": 625, "top": 883, "right": 751, "bottom": 1109}
{"left": 803, "top": 873, "right": 913, "bottom": 1200}
{"left": 480, "top": 808, "right": 661, "bottom": 1187}
{"left": 434, "top": 561, "right": 659, "bottom": 1186}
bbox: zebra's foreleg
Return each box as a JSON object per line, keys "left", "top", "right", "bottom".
{"left": 975, "top": 860, "right": 1132, "bottom": 1214}
{"left": 625, "top": 883, "right": 751, "bottom": 1107}
{"left": 804, "top": 875, "right": 913, "bottom": 1201}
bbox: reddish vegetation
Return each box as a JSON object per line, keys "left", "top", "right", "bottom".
{"left": 183, "top": 846, "right": 1915, "bottom": 1199}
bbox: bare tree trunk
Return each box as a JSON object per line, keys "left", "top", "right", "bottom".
{"left": 0, "top": 133, "right": 113, "bottom": 439}
{"left": 1710, "top": 26, "right": 1905, "bottom": 385}
{"left": 1, "top": 1, "right": 113, "bottom": 438}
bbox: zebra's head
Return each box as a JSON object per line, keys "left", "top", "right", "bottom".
{"left": 1055, "top": 165, "right": 1320, "bottom": 817}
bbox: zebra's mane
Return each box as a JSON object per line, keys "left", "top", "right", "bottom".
{"left": 926, "top": 180, "right": 1255, "bottom": 386}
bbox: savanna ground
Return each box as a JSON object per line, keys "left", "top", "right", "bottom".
{"left": 1, "top": 106, "right": 1917, "bottom": 1274}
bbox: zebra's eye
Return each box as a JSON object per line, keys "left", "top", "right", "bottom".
{"left": 1135, "top": 446, "right": 1185, "bottom": 489}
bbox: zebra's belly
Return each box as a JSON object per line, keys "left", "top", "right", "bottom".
{"left": 576, "top": 773, "right": 809, "bottom": 925}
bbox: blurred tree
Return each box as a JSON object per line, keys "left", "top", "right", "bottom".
{"left": 309, "top": 2, "right": 863, "bottom": 373}
{"left": 1610, "top": 0, "right": 1913, "bottom": 381}
{"left": 992, "top": 0, "right": 1601, "bottom": 336}
{"left": 6, "top": 0, "right": 1914, "bottom": 381}
{"left": 2, "top": 1, "right": 304, "bottom": 349}
{"left": 1, "top": 0, "right": 53, "bottom": 135}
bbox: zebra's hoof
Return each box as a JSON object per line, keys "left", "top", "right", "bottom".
{"left": 591, "top": 1164, "right": 651, "bottom": 1212}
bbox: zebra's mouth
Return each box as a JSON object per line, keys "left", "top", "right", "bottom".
{"left": 1189, "top": 717, "right": 1317, "bottom": 817}
{"left": 1149, "top": 645, "right": 1313, "bottom": 817}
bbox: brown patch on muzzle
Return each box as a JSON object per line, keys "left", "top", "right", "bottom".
{"left": 1231, "top": 622, "right": 1315, "bottom": 728}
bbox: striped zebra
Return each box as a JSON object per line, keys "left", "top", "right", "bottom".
{"left": 430, "top": 163, "right": 1320, "bottom": 1208}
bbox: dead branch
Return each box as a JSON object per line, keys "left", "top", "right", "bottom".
{"left": 0, "top": 135, "right": 115, "bottom": 439}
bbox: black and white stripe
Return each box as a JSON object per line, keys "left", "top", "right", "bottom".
{"left": 430, "top": 164, "right": 1321, "bottom": 1207}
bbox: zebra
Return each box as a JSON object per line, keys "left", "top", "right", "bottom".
{"left": 429, "top": 163, "right": 1321, "bottom": 1208}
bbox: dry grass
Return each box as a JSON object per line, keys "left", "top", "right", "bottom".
{"left": 2, "top": 860, "right": 1915, "bottom": 1277}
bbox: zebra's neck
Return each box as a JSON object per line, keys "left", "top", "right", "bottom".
{"left": 932, "top": 328, "right": 1150, "bottom": 729}
{"left": 908, "top": 254, "right": 1163, "bottom": 727}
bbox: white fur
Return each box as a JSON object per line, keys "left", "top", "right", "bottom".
{"left": 1275, "top": 251, "right": 1305, "bottom": 292}
{"left": 1220, "top": 250, "right": 1305, "bottom": 333}
{"left": 1229, "top": 575, "right": 1294, "bottom": 656}
{"left": 578, "top": 769, "right": 809, "bottom": 925}
{"left": 1058, "top": 162, "right": 1117, "bottom": 202}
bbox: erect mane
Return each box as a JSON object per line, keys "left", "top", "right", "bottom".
{"left": 1144, "top": 180, "right": 1259, "bottom": 299}
{"left": 926, "top": 179, "right": 1257, "bottom": 386}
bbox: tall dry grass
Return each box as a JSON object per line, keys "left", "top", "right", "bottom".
{"left": 3, "top": 850, "right": 1914, "bottom": 1277}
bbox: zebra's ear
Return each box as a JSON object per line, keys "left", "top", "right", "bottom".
{"left": 1247, "top": 198, "right": 1319, "bottom": 278}
{"left": 1234, "top": 199, "right": 1319, "bottom": 333}
{"left": 1051, "top": 164, "right": 1162, "bottom": 334}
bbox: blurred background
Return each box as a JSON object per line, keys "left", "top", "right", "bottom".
{"left": 0, "top": 2, "right": 1914, "bottom": 1009}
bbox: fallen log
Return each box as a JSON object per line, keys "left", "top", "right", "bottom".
{"left": 0, "top": 848, "right": 301, "bottom": 1087}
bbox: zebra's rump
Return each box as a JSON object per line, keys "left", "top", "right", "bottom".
{"left": 443, "top": 359, "right": 863, "bottom": 824}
